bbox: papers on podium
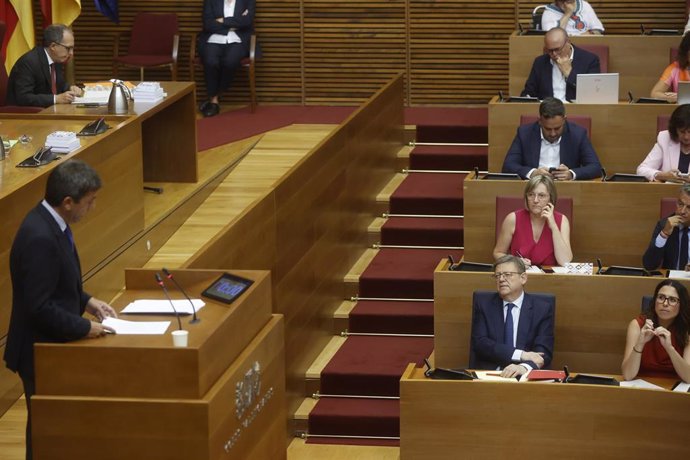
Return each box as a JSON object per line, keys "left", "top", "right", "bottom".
{"left": 102, "top": 317, "right": 171, "bottom": 335}
{"left": 619, "top": 379, "right": 666, "bottom": 391}
{"left": 45, "top": 131, "right": 81, "bottom": 153}
{"left": 668, "top": 270, "right": 690, "bottom": 280}
{"left": 121, "top": 298, "right": 206, "bottom": 315}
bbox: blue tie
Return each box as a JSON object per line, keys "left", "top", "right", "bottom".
{"left": 504, "top": 303, "right": 515, "bottom": 347}
{"left": 64, "top": 225, "right": 74, "bottom": 252}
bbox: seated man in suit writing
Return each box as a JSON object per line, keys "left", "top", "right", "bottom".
{"left": 471, "top": 255, "right": 555, "bottom": 378}
{"left": 521, "top": 27, "right": 600, "bottom": 102}
{"left": 6, "top": 24, "right": 83, "bottom": 107}
{"left": 502, "top": 97, "right": 602, "bottom": 180}
{"left": 643, "top": 185, "right": 690, "bottom": 271}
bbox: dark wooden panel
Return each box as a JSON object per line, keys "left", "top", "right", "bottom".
{"left": 52, "top": 1, "right": 687, "bottom": 105}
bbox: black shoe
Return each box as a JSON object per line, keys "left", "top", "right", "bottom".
{"left": 199, "top": 100, "right": 211, "bottom": 113}
{"left": 203, "top": 103, "right": 220, "bottom": 118}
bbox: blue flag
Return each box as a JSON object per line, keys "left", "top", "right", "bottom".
{"left": 94, "top": 0, "right": 119, "bottom": 24}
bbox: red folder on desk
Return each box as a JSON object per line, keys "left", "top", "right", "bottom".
{"left": 526, "top": 370, "right": 566, "bottom": 381}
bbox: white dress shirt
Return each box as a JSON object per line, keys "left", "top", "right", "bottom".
{"left": 502, "top": 292, "right": 530, "bottom": 368}
{"left": 550, "top": 43, "right": 574, "bottom": 102}
{"left": 207, "top": 0, "right": 242, "bottom": 44}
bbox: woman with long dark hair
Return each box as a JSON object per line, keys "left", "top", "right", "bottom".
{"left": 622, "top": 280, "right": 690, "bottom": 382}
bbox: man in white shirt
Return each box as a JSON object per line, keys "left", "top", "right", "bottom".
{"left": 520, "top": 27, "right": 600, "bottom": 102}
{"left": 541, "top": 0, "right": 604, "bottom": 36}
{"left": 502, "top": 97, "right": 602, "bottom": 180}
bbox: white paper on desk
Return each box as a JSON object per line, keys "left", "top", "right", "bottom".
{"left": 525, "top": 265, "right": 544, "bottom": 273}
{"left": 474, "top": 370, "right": 519, "bottom": 382}
{"left": 672, "top": 382, "right": 690, "bottom": 393}
{"left": 102, "top": 317, "right": 170, "bottom": 335}
{"left": 121, "top": 299, "right": 205, "bottom": 315}
{"left": 550, "top": 266, "right": 568, "bottom": 274}
{"left": 619, "top": 379, "right": 666, "bottom": 391}
{"left": 668, "top": 270, "right": 690, "bottom": 280}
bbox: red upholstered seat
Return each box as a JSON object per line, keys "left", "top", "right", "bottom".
{"left": 670, "top": 46, "right": 679, "bottom": 64}
{"left": 657, "top": 114, "right": 671, "bottom": 134}
{"left": 520, "top": 114, "right": 591, "bottom": 139}
{"left": 495, "top": 196, "right": 573, "bottom": 241}
{"left": 113, "top": 13, "right": 179, "bottom": 81}
{"left": 661, "top": 197, "right": 677, "bottom": 218}
{"left": 578, "top": 44, "right": 609, "bottom": 73}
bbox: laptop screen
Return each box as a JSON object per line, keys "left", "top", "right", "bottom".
{"left": 576, "top": 73, "right": 619, "bottom": 104}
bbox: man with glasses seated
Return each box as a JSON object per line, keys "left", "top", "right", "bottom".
{"left": 6, "top": 24, "right": 83, "bottom": 107}
{"left": 471, "top": 255, "right": 555, "bottom": 378}
{"left": 521, "top": 27, "right": 599, "bottom": 102}
{"left": 502, "top": 97, "right": 602, "bottom": 180}
{"left": 643, "top": 185, "right": 690, "bottom": 271}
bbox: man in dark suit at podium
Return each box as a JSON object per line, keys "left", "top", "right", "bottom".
{"left": 3, "top": 159, "right": 116, "bottom": 460}
{"left": 502, "top": 97, "right": 602, "bottom": 180}
{"left": 471, "top": 255, "right": 555, "bottom": 378}
{"left": 643, "top": 185, "right": 690, "bottom": 271}
{"left": 5, "top": 23, "right": 83, "bottom": 107}
{"left": 521, "top": 26, "right": 600, "bottom": 102}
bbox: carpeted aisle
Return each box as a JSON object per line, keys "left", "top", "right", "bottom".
{"left": 306, "top": 108, "right": 488, "bottom": 445}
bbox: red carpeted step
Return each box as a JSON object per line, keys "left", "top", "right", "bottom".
{"left": 409, "top": 145, "right": 488, "bottom": 171}
{"left": 404, "top": 107, "right": 488, "bottom": 143}
{"left": 359, "top": 248, "right": 463, "bottom": 299}
{"left": 389, "top": 173, "right": 466, "bottom": 216}
{"left": 308, "top": 397, "right": 401, "bottom": 440}
{"left": 320, "top": 335, "right": 434, "bottom": 396}
{"left": 380, "top": 216, "right": 463, "bottom": 247}
{"left": 348, "top": 300, "right": 434, "bottom": 335}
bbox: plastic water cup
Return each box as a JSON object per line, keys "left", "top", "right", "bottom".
{"left": 171, "top": 330, "right": 189, "bottom": 347}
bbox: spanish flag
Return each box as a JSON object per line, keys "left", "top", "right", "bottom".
{"left": 2, "top": 0, "right": 34, "bottom": 74}
{"left": 46, "top": 0, "right": 81, "bottom": 26}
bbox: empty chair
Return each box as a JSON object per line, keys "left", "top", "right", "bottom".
{"left": 113, "top": 13, "right": 179, "bottom": 81}
{"left": 578, "top": 44, "right": 609, "bottom": 73}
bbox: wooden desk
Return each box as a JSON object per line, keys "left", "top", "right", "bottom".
{"left": 509, "top": 33, "right": 680, "bottom": 100}
{"left": 400, "top": 364, "right": 690, "bottom": 459}
{"left": 0, "top": 116, "right": 144, "bottom": 341}
{"left": 41, "top": 81, "right": 198, "bottom": 183}
{"left": 488, "top": 97, "right": 675, "bottom": 174}
{"left": 433, "top": 267, "right": 687, "bottom": 372}
{"left": 463, "top": 177, "right": 679, "bottom": 266}
{"left": 31, "top": 268, "right": 286, "bottom": 460}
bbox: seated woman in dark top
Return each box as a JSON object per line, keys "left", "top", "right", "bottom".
{"left": 493, "top": 174, "right": 572, "bottom": 267}
{"left": 622, "top": 280, "right": 690, "bottom": 382}
{"left": 637, "top": 104, "right": 690, "bottom": 183}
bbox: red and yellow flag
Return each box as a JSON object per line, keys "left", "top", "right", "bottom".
{"left": 49, "top": 0, "right": 81, "bottom": 26}
{"left": 2, "top": 0, "right": 34, "bottom": 74}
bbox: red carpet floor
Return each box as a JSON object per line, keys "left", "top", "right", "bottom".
{"left": 197, "top": 105, "right": 490, "bottom": 152}
{"left": 307, "top": 111, "right": 487, "bottom": 445}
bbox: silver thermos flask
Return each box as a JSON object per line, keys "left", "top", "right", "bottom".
{"left": 107, "top": 80, "right": 130, "bottom": 114}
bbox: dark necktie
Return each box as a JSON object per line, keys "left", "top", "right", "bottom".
{"left": 680, "top": 227, "right": 689, "bottom": 269}
{"left": 504, "top": 303, "right": 515, "bottom": 347}
{"left": 64, "top": 225, "right": 74, "bottom": 252}
{"left": 50, "top": 63, "right": 57, "bottom": 95}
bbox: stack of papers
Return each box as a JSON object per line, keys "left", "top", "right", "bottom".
{"left": 132, "top": 82, "right": 166, "bottom": 103}
{"left": 102, "top": 317, "right": 170, "bottom": 335}
{"left": 121, "top": 298, "right": 205, "bottom": 315}
{"left": 45, "top": 131, "right": 81, "bottom": 153}
{"left": 73, "top": 84, "right": 111, "bottom": 105}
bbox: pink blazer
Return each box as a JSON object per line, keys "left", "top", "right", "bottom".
{"left": 637, "top": 130, "right": 681, "bottom": 181}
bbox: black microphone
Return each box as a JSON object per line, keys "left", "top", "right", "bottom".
{"left": 601, "top": 167, "right": 608, "bottom": 182}
{"left": 163, "top": 267, "right": 199, "bottom": 324}
{"left": 596, "top": 258, "right": 603, "bottom": 275}
{"left": 155, "top": 273, "right": 183, "bottom": 330}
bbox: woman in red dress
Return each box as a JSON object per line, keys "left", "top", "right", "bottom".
{"left": 622, "top": 280, "right": 690, "bottom": 382}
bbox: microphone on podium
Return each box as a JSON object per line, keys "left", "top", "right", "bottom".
{"left": 155, "top": 273, "right": 183, "bottom": 330}
{"left": 162, "top": 267, "right": 200, "bottom": 324}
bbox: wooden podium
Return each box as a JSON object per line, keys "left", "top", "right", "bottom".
{"left": 31, "top": 268, "right": 286, "bottom": 460}
{"left": 400, "top": 365, "right": 690, "bottom": 459}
